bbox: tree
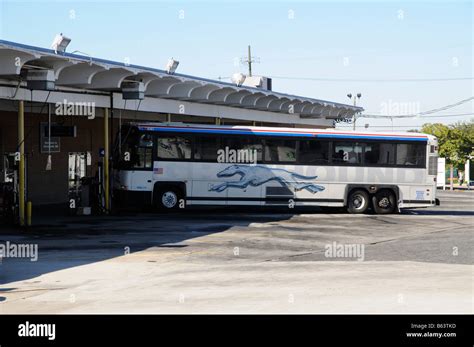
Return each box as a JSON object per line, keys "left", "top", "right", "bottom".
{"left": 420, "top": 121, "right": 474, "bottom": 168}
{"left": 455, "top": 121, "right": 474, "bottom": 160}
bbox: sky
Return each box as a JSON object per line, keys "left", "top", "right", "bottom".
{"left": 0, "top": 0, "right": 472, "bottom": 131}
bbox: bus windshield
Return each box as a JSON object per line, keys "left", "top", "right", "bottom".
{"left": 114, "top": 125, "right": 153, "bottom": 170}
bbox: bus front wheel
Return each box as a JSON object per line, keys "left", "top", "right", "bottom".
{"left": 372, "top": 190, "right": 396, "bottom": 214}
{"left": 155, "top": 187, "right": 182, "bottom": 210}
{"left": 347, "top": 190, "right": 370, "bottom": 214}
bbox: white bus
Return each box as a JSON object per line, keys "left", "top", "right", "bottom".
{"left": 113, "top": 122, "right": 440, "bottom": 214}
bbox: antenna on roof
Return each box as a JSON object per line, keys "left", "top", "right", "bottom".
{"left": 240, "top": 45, "right": 260, "bottom": 76}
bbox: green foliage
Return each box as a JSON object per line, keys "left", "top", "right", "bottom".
{"left": 420, "top": 121, "right": 474, "bottom": 168}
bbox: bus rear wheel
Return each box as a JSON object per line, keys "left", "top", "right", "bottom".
{"left": 372, "top": 190, "right": 396, "bottom": 214}
{"left": 347, "top": 190, "right": 369, "bottom": 214}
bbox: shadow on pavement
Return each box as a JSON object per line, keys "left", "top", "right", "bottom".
{"left": 0, "top": 209, "right": 294, "bottom": 286}
{"left": 0, "top": 201, "right": 472, "bottom": 286}
{"left": 402, "top": 210, "right": 474, "bottom": 216}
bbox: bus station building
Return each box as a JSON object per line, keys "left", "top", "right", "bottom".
{"left": 0, "top": 39, "right": 362, "bottom": 218}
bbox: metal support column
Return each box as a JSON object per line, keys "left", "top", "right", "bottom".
{"left": 18, "top": 100, "right": 25, "bottom": 226}
{"left": 104, "top": 108, "right": 110, "bottom": 212}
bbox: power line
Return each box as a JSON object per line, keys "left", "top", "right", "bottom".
{"left": 217, "top": 75, "right": 473, "bottom": 83}
{"left": 359, "top": 97, "right": 474, "bottom": 119}
{"left": 263, "top": 43, "right": 474, "bottom": 63}
{"left": 338, "top": 126, "right": 424, "bottom": 129}
{"left": 356, "top": 126, "right": 423, "bottom": 128}
{"left": 418, "top": 97, "right": 474, "bottom": 115}
{"left": 360, "top": 113, "right": 473, "bottom": 119}
{"left": 268, "top": 76, "right": 474, "bottom": 83}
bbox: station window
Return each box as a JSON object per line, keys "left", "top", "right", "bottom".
{"left": 156, "top": 135, "right": 192, "bottom": 160}
{"left": 299, "top": 140, "right": 329, "bottom": 164}
{"left": 264, "top": 139, "right": 297, "bottom": 163}
{"left": 332, "top": 142, "right": 363, "bottom": 165}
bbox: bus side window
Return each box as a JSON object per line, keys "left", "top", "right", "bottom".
{"left": 264, "top": 139, "right": 297, "bottom": 163}
{"left": 332, "top": 142, "right": 363, "bottom": 164}
{"left": 396, "top": 143, "right": 425, "bottom": 166}
{"left": 157, "top": 135, "right": 192, "bottom": 160}
{"left": 194, "top": 136, "right": 219, "bottom": 161}
{"left": 299, "top": 140, "right": 329, "bottom": 164}
{"left": 364, "top": 143, "right": 395, "bottom": 165}
{"left": 223, "top": 137, "right": 263, "bottom": 162}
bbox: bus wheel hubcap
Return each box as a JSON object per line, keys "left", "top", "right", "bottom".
{"left": 162, "top": 192, "right": 177, "bottom": 208}
{"left": 379, "top": 197, "right": 390, "bottom": 208}
{"left": 353, "top": 195, "right": 364, "bottom": 209}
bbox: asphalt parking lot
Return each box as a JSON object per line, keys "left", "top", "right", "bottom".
{"left": 0, "top": 190, "right": 472, "bottom": 313}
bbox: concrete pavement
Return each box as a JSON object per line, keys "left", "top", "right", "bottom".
{"left": 0, "top": 190, "right": 472, "bottom": 313}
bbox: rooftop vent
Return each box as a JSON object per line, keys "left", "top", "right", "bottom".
{"left": 122, "top": 81, "right": 145, "bottom": 100}
{"left": 242, "top": 75, "right": 272, "bottom": 91}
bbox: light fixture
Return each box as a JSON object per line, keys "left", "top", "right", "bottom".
{"left": 231, "top": 72, "right": 246, "bottom": 86}
{"left": 165, "top": 58, "right": 179, "bottom": 74}
{"left": 51, "top": 33, "right": 71, "bottom": 54}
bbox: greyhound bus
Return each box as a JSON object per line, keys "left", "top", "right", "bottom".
{"left": 113, "top": 122, "right": 439, "bottom": 214}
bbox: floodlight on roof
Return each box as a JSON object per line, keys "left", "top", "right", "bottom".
{"left": 166, "top": 58, "right": 179, "bottom": 74}
{"left": 51, "top": 33, "right": 71, "bottom": 54}
{"left": 231, "top": 72, "right": 246, "bottom": 86}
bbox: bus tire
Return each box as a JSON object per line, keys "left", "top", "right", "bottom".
{"left": 372, "top": 189, "right": 396, "bottom": 214}
{"left": 155, "top": 187, "right": 182, "bottom": 210}
{"left": 347, "top": 189, "right": 370, "bottom": 214}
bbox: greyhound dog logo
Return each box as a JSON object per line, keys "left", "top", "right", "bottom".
{"left": 209, "top": 165, "right": 325, "bottom": 193}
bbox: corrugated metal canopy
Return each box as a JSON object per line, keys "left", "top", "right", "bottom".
{"left": 0, "top": 39, "right": 363, "bottom": 119}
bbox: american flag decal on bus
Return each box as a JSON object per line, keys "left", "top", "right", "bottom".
{"left": 154, "top": 167, "right": 163, "bottom": 174}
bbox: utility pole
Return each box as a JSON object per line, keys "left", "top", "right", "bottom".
{"left": 241, "top": 45, "right": 260, "bottom": 76}
{"left": 450, "top": 162, "right": 454, "bottom": 191}
{"left": 347, "top": 93, "right": 362, "bottom": 130}
{"left": 248, "top": 45, "right": 252, "bottom": 76}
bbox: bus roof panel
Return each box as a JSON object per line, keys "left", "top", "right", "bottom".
{"left": 135, "top": 123, "right": 430, "bottom": 142}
